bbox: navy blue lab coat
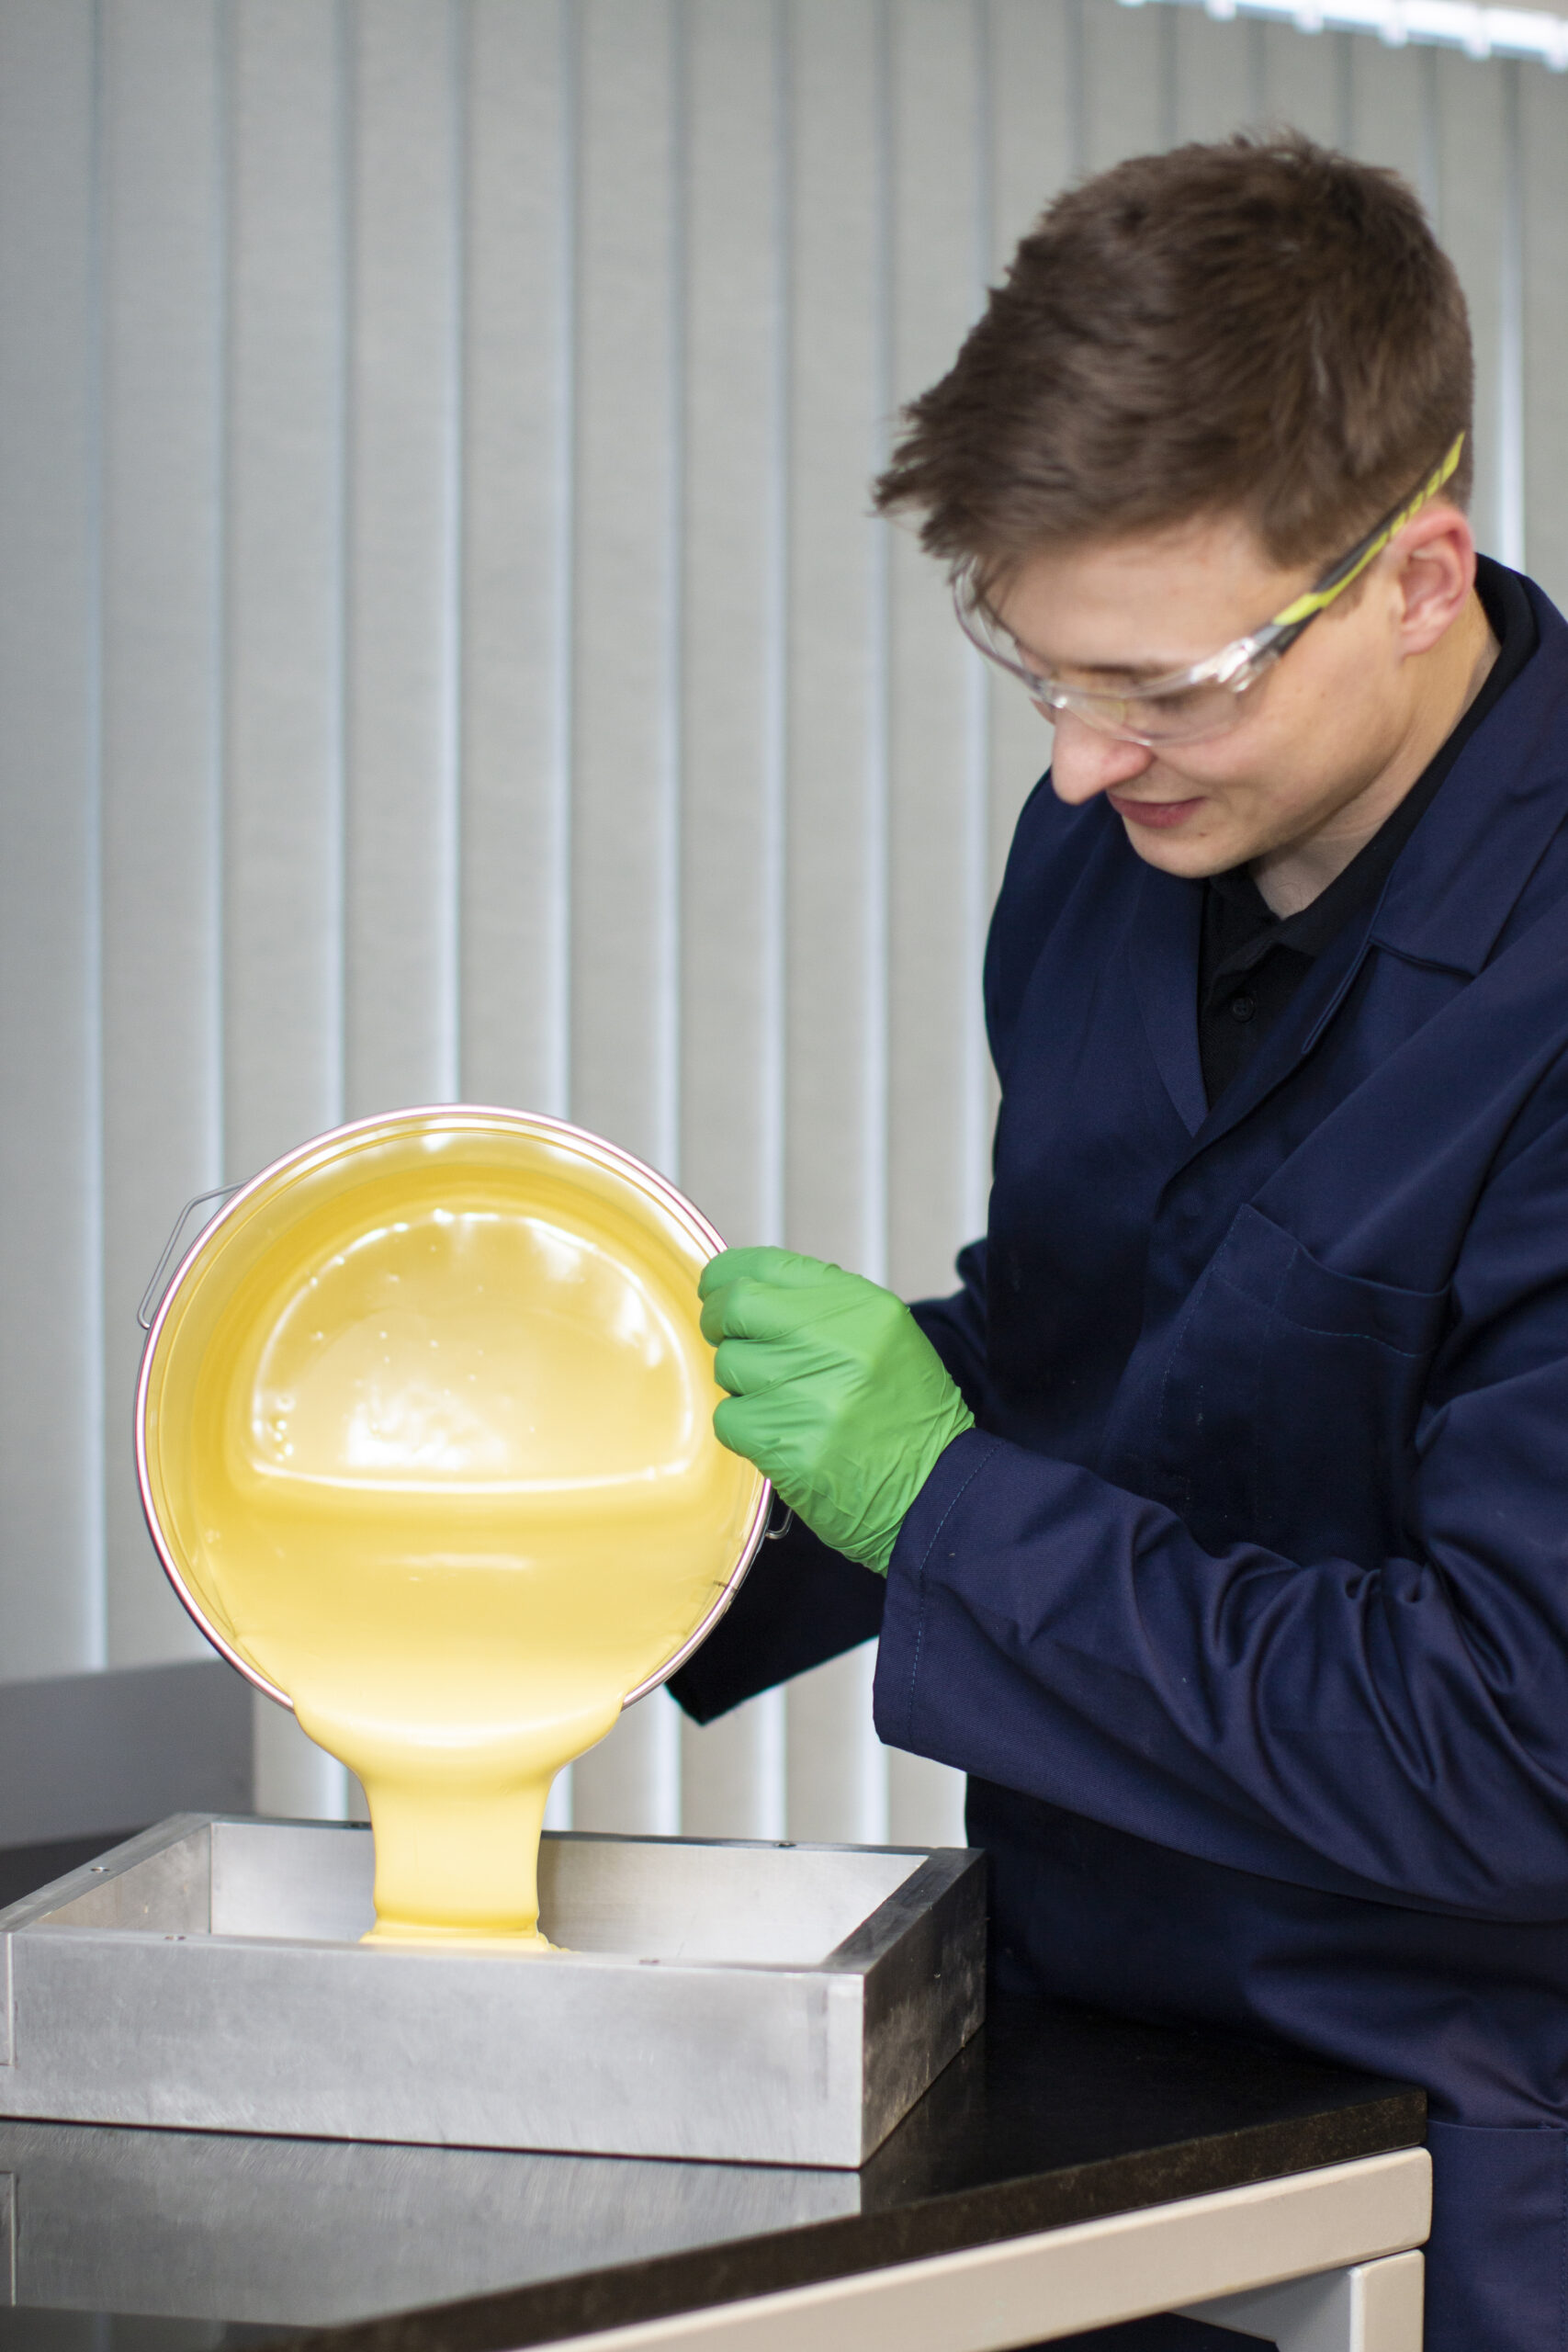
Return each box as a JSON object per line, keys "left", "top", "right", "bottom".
{"left": 672, "top": 567, "right": 1568, "bottom": 2351}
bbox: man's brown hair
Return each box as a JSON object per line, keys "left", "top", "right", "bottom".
{"left": 874, "top": 132, "right": 1473, "bottom": 587}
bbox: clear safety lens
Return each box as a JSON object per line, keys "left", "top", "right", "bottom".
{"left": 1035, "top": 667, "right": 1270, "bottom": 744}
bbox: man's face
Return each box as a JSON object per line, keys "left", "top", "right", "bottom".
{"left": 987, "top": 507, "right": 1477, "bottom": 888}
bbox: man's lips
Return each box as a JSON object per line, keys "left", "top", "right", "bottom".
{"left": 1107, "top": 791, "right": 1205, "bottom": 831}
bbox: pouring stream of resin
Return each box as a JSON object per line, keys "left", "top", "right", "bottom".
{"left": 137, "top": 1114, "right": 767, "bottom": 1949}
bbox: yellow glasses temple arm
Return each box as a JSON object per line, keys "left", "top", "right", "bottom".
{"left": 1268, "top": 433, "right": 1468, "bottom": 635}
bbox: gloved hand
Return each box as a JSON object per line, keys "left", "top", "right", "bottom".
{"left": 698, "top": 1247, "right": 975, "bottom": 1576}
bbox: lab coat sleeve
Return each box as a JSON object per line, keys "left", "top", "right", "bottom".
{"left": 874, "top": 1075, "right": 1568, "bottom": 1919}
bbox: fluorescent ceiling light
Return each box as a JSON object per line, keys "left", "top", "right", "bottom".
{"left": 1119, "top": 0, "right": 1568, "bottom": 66}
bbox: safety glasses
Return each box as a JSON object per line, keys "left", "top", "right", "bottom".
{"left": 953, "top": 433, "right": 1467, "bottom": 747}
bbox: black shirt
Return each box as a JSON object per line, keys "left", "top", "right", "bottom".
{"left": 1198, "top": 558, "right": 1538, "bottom": 1106}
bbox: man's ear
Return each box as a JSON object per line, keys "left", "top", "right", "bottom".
{"left": 1393, "top": 503, "right": 1478, "bottom": 657}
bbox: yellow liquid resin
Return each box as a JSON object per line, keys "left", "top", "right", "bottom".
{"left": 141, "top": 1119, "right": 763, "bottom": 1950}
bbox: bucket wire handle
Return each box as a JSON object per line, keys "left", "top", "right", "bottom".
{"left": 138, "top": 1184, "right": 243, "bottom": 1331}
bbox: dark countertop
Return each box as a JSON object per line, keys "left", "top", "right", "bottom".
{"left": 0, "top": 1995, "right": 1424, "bottom": 2352}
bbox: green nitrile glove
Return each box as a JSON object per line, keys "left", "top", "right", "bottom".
{"left": 697, "top": 1246, "right": 975, "bottom": 1577}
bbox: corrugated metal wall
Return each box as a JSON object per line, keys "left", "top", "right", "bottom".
{"left": 2, "top": 0, "right": 1563, "bottom": 1844}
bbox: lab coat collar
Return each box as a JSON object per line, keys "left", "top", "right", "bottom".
{"left": 1366, "top": 571, "right": 1568, "bottom": 980}
{"left": 1128, "top": 569, "right": 1568, "bottom": 1148}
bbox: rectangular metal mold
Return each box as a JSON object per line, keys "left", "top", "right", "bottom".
{"left": 0, "top": 1816, "right": 985, "bottom": 2168}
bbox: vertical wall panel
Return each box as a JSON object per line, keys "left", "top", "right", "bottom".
{"left": 1495, "top": 62, "right": 1525, "bottom": 571}
{"left": 568, "top": 0, "right": 679, "bottom": 1173}
{"left": 789, "top": 1641, "right": 887, "bottom": 1844}
{"left": 989, "top": 0, "right": 1075, "bottom": 258}
{"left": 784, "top": 0, "right": 886, "bottom": 1279}
{"left": 344, "top": 0, "right": 461, "bottom": 1118}
{"left": 887, "top": 0, "right": 987, "bottom": 1303}
{"left": 1520, "top": 62, "right": 1568, "bottom": 607}
{"left": 783, "top": 0, "right": 891, "bottom": 1845}
{"left": 1332, "top": 30, "right": 1357, "bottom": 146}
{"left": 1437, "top": 53, "right": 1507, "bottom": 563}
{"left": 224, "top": 3, "right": 345, "bottom": 1193}
{"left": 458, "top": 0, "right": 571, "bottom": 1117}
{"left": 676, "top": 0, "right": 789, "bottom": 1842}
{"left": 680, "top": 0, "right": 783, "bottom": 1255}
{"left": 1416, "top": 46, "right": 1442, "bottom": 223}
{"left": 0, "top": 0, "right": 102, "bottom": 1679}
{"left": 1174, "top": 11, "right": 1256, "bottom": 141}
{"left": 1345, "top": 39, "right": 1427, "bottom": 190}
{"left": 99, "top": 0, "right": 224, "bottom": 1668}
{"left": 1258, "top": 22, "right": 1340, "bottom": 143}
{"left": 1084, "top": 2, "right": 1163, "bottom": 172}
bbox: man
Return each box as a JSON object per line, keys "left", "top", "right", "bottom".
{"left": 671, "top": 134, "right": 1568, "bottom": 2350}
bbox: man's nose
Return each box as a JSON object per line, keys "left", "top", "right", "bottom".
{"left": 1047, "top": 711, "right": 1158, "bottom": 804}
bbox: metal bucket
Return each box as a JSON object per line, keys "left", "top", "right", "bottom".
{"left": 134, "top": 1105, "right": 771, "bottom": 1715}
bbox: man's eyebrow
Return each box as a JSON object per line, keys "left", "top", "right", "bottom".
{"left": 1012, "top": 639, "right": 1174, "bottom": 684}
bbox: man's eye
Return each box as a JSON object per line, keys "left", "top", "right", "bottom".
{"left": 1058, "top": 670, "right": 1149, "bottom": 695}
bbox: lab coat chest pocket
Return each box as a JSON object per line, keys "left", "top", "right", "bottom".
{"left": 1143, "top": 1202, "right": 1450, "bottom": 1566}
